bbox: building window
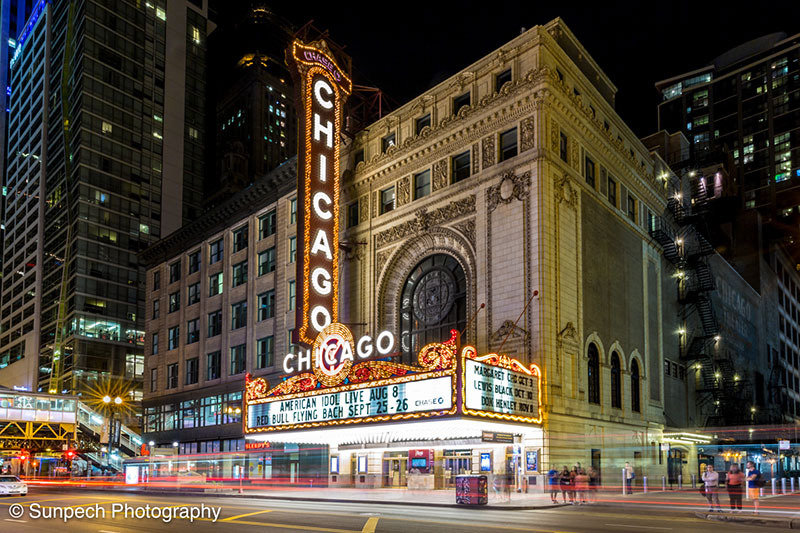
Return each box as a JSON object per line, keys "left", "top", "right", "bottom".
{"left": 231, "top": 301, "right": 247, "bottom": 330}
{"left": 259, "top": 210, "right": 276, "bottom": 239}
{"left": 258, "top": 248, "right": 276, "bottom": 275}
{"left": 382, "top": 132, "right": 396, "bottom": 152}
{"left": 167, "top": 363, "right": 178, "bottom": 389}
{"left": 347, "top": 202, "right": 359, "bottom": 228}
{"left": 102, "top": 121, "right": 113, "bottom": 134}
{"left": 257, "top": 336, "right": 274, "bottom": 369}
{"left": 169, "top": 261, "right": 181, "bottom": 283}
{"left": 207, "top": 351, "right": 221, "bottom": 381}
{"left": 415, "top": 113, "right": 431, "bottom": 135}
{"left": 232, "top": 261, "right": 248, "bottom": 287}
{"left": 188, "top": 250, "right": 201, "bottom": 274}
{"left": 453, "top": 92, "right": 470, "bottom": 115}
{"left": 451, "top": 151, "right": 470, "bottom": 183}
{"left": 414, "top": 169, "right": 431, "bottom": 200}
{"left": 209, "top": 272, "right": 223, "bottom": 296}
{"left": 151, "top": 332, "right": 159, "bottom": 355}
{"left": 607, "top": 175, "right": 617, "bottom": 206}
{"left": 258, "top": 291, "right": 275, "bottom": 320}
{"left": 611, "top": 352, "right": 621, "bottom": 409}
{"left": 495, "top": 68, "right": 512, "bottom": 92}
{"left": 288, "top": 280, "right": 296, "bottom": 311}
{"left": 399, "top": 254, "right": 466, "bottom": 364}
{"left": 169, "top": 291, "right": 180, "bottom": 313}
{"left": 168, "top": 326, "right": 180, "bottom": 350}
{"left": 631, "top": 359, "right": 641, "bottom": 412}
{"left": 152, "top": 300, "right": 160, "bottom": 319}
{"left": 186, "top": 357, "right": 199, "bottom": 385}
{"left": 290, "top": 198, "right": 297, "bottom": 224}
{"left": 187, "top": 318, "right": 199, "bottom": 344}
{"left": 150, "top": 368, "right": 157, "bottom": 392}
{"left": 560, "top": 132, "right": 568, "bottom": 162}
{"left": 232, "top": 225, "right": 248, "bottom": 253}
{"left": 380, "top": 186, "right": 395, "bottom": 214}
{"left": 210, "top": 239, "right": 224, "bottom": 264}
{"left": 153, "top": 271, "right": 161, "bottom": 291}
{"left": 627, "top": 194, "right": 636, "bottom": 222}
{"left": 585, "top": 155, "right": 595, "bottom": 188}
{"left": 354, "top": 150, "right": 364, "bottom": 166}
{"left": 289, "top": 237, "right": 297, "bottom": 263}
{"left": 230, "top": 344, "right": 246, "bottom": 375}
{"left": 499, "top": 127, "right": 517, "bottom": 162}
{"left": 187, "top": 283, "right": 200, "bottom": 305}
{"left": 587, "top": 343, "right": 600, "bottom": 404}
{"left": 207, "top": 310, "right": 222, "bottom": 338}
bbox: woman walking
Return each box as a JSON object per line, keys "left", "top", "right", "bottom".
{"left": 726, "top": 465, "right": 744, "bottom": 512}
{"left": 559, "top": 466, "right": 572, "bottom": 504}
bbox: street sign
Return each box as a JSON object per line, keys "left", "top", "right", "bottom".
{"left": 779, "top": 440, "right": 790, "bottom": 450}
{"left": 660, "top": 443, "right": 670, "bottom": 451}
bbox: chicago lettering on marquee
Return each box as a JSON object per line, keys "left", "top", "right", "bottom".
{"left": 287, "top": 40, "right": 353, "bottom": 346}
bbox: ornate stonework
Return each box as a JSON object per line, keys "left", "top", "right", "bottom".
{"left": 491, "top": 320, "right": 529, "bottom": 343}
{"left": 453, "top": 219, "right": 476, "bottom": 249}
{"left": 482, "top": 135, "right": 496, "bottom": 169}
{"left": 570, "top": 137, "right": 579, "bottom": 169}
{"left": 554, "top": 174, "right": 578, "bottom": 210}
{"left": 520, "top": 115, "right": 535, "bottom": 152}
{"left": 396, "top": 176, "right": 410, "bottom": 207}
{"left": 487, "top": 170, "right": 531, "bottom": 213}
{"left": 375, "top": 195, "right": 476, "bottom": 249}
{"left": 472, "top": 143, "right": 480, "bottom": 175}
{"left": 432, "top": 159, "right": 448, "bottom": 192}
{"left": 376, "top": 247, "right": 394, "bottom": 276}
{"left": 359, "top": 195, "right": 369, "bottom": 223}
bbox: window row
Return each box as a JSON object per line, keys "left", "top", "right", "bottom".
{"left": 586, "top": 343, "right": 641, "bottom": 412}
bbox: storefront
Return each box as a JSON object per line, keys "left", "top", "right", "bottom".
{"left": 244, "top": 324, "right": 544, "bottom": 491}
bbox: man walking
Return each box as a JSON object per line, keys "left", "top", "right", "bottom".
{"left": 701, "top": 464, "right": 722, "bottom": 512}
{"left": 746, "top": 461, "right": 761, "bottom": 515}
{"left": 624, "top": 462, "right": 634, "bottom": 494}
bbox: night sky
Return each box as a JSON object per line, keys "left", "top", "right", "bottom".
{"left": 270, "top": 1, "right": 800, "bottom": 138}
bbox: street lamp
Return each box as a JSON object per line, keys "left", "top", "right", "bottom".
{"left": 103, "top": 396, "right": 124, "bottom": 475}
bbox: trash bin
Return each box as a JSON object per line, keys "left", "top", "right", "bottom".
{"left": 456, "top": 474, "right": 488, "bottom": 505}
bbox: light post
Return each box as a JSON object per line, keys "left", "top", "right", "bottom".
{"left": 103, "top": 395, "right": 124, "bottom": 476}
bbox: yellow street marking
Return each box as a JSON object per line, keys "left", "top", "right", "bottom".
{"left": 222, "top": 509, "right": 274, "bottom": 522}
{"left": 211, "top": 519, "right": 357, "bottom": 532}
{"left": 362, "top": 516, "right": 379, "bottom": 533}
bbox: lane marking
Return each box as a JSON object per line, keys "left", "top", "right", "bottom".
{"left": 362, "top": 517, "right": 379, "bottom": 533}
{"left": 222, "top": 509, "right": 274, "bottom": 522}
{"left": 98, "top": 530, "right": 121, "bottom": 533}
{"left": 4, "top": 519, "right": 27, "bottom": 523}
{"left": 605, "top": 524, "right": 672, "bottom": 531}
{"left": 217, "top": 520, "right": 357, "bottom": 532}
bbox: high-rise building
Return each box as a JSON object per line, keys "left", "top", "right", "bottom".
{"left": 0, "top": 0, "right": 212, "bottom": 396}
{"left": 656, "top": 32, "right": 800, "bottom": 257}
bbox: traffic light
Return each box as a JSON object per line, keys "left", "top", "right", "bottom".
{"left": 18, "top": 451, "right": 28, "bottom": 462}
{"left": 65, "top": 449, "right": 76, "bottom": 460}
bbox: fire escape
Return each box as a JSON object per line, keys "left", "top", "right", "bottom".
{"left": 650, "top": 172, "right": 751, "bottom": 426}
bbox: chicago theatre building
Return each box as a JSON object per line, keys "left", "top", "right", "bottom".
{"left": 141, "top": 18, "right": 682, "bottom": 489}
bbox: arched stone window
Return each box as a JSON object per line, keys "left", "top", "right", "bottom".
{"left": 631, "top": 359, "right": 641, "bottom": 412}
{"left": 587, "top": 343, "right": 600, "bottom": 404}
{"left": 399, "top": 254, "right": 467, "bottom": 364}
{"left": 611, "top": 352, "right": 621, "bottom": 409}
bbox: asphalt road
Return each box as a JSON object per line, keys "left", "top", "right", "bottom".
{"left": 0, "top": 489, "right": 780, "bottom": 532}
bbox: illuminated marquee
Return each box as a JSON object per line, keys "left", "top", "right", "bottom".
{"left": 460, "top": 346, "right": 543, "bottom": 424}
{"left": 287, "top": 40, "right": 352, "bottom": 345}
{"left": 245, "top": 327, "right": 459, "bottom": 433}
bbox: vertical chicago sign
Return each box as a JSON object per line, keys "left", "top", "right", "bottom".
{"left": 287, "top": 40, "right": 352, "bottom": 346}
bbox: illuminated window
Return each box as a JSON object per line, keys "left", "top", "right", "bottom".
{"left": 156, "top": 6, "right": 166, "bottom": 21}
{"left": 399, "top": 254, "right": 466, "bottom": 364}
{"left": 415, "top": 113, "right": 431, "bottom": 135}
{"left": 382, "top": 133, "right": 396, "bottom": 153}
{"left": 169, "top": 291, "right": 180, "bottom": 313}
{"left": 189, "top": 127, "right": 198, "bottom": 139}
{"left": 290, "top": 198, "right": 297, "bottom": 224}
{"left": 231, "top": 301, "right": 247, "bottom": 330}
{"left": 185, "top": 357, "right": 199, "bottom": 385}
{"left": 187, "top": 318, "right": 199, "bottom": 344}
{"left": 209, "top": 272, "right": 223, "bottom": 297}
{"left": 256, "top": 336, "right": 274, "bottom": 368}
{"left": 380, "top": 186, "right": 395, "bottom": 214}
{"left": 499, "top": 127, "right": 517, "bottom": 162}
{"left": 191, "top": 26, "right": 200, "bottom": 44}
{"left": 232, "top": 261, "right": 248, "bottom": 287}
{"left": 207, "top": 351, "right": 221, "bottom": 380}
{"left": 611, "top": 352, "right": 621, "bottom": 409}
{"left": 168, "top": 326, "right": 180, "bottom": 351}
{"left": 230, "top": 344, "right": 246, "bottom": 375}
{"left": 102, "top": 121, "right": 112, "bottom": 134}
{"left": 288, "top": 280, "right": 296, "bottom": 311}
{"left": 451, "top": 151, "right": 470, "bottom": 183}
{"left": 347, "top": 202, "right": 359, "bottom": 229}
{"left": 584, "top": 155, "right": 595, "bottom": 188}
{"left": 453, "top": 92, "right": 470, "bottom": 115}
{"left": 495, "top": 68, "right": 511, "bottom": 92}
{"left": 414, "top": 170, "right": 431, "bottom": 200}
{"left": 258, "top": 291, "right": 275, "bottom": 320}
{"left": 207, "top": 310, "right": 222, "bottom": 337}
{"left": 587, "top": 343, "right": 600, "bottom": 404}
{"left": 258, "top": 248, "right": 276, "bottom": 275}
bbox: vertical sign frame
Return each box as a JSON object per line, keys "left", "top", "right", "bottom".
{"left": 287, "top": 40, "right": 352, "bottom": 346}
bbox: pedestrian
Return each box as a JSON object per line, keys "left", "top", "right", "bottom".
{"left": 559, "top": 466, "right": 572, "bottom": 504}
{"left": 570, "top": 466, "right": 578, "bottom": 503}
{"left": 726, "top": 464, "right": 744, "bottom": 512}
{"left": 588, "top": 466, "right": 599, "bottom": 503}
{"left": 624, "top": 462, "right": 634, "bottom": 494}
{"left": 746, "top": 461, "right": 761, "bottom": 515}
{"left": 701, "top": 464, "right": 722, "bottom": 512}
{"left": 548, "top": 465, "right": 559, "bottom": 504}
{"left": 575, "top": 468, "right": 589, "bottom": 505}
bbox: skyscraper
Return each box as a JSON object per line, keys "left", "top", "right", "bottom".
{"left": 0, "top": 0, "right": 212, "bottom": 395}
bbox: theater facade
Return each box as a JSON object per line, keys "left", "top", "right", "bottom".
{"left": 144, "top": 18, "right": 683, "bottom": 489}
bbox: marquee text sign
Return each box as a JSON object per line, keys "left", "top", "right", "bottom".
{"left": 287, "top": 39, "right": 352, "bottom": 345}
{"left": 247, "top": 376, "right": 452, "bottom": 430}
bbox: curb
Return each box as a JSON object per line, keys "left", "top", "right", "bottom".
{"left": 31, "top": 486, "right": 568, "bottom": 511}
{"left": 695, "top": 511, "right": 800, "bottom": 529}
